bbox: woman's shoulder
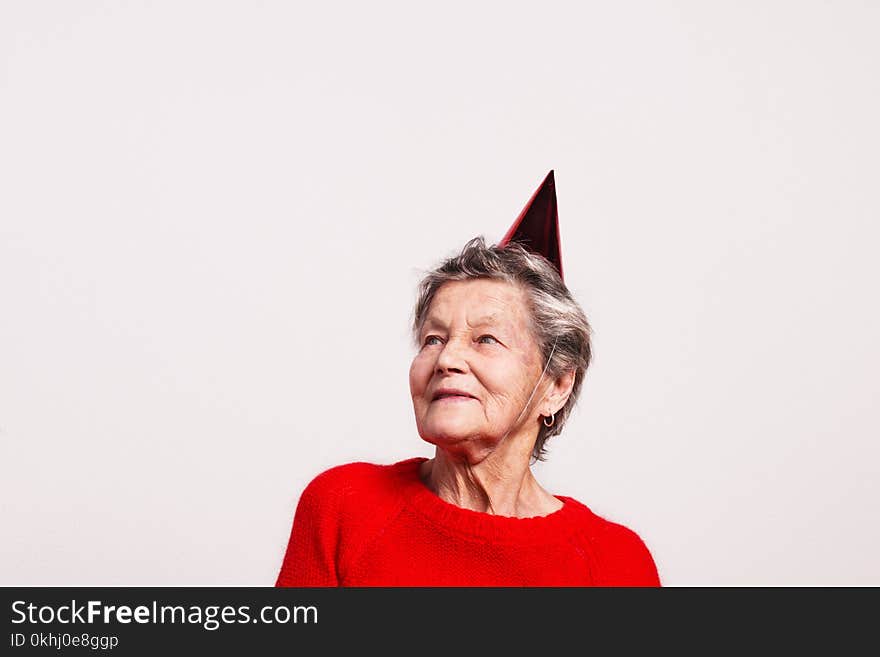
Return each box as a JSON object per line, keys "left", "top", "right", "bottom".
{"left": 299, "top": 456, "right": 425, "bottom": 510}
{"left": 557, "top": 495, "right": 653, "bottom": 550}
{"left": 292, "top": 458, "right": 426, "bottom": 563}
{"left": 558, "top": 496, "right": 661, "bottom": 586}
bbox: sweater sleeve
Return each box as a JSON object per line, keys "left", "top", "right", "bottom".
{"left": 275, "top": 471, "right": 342, "bottom": 587}
{"left": 596, "top": 522, "right": 661, "bottom": 587}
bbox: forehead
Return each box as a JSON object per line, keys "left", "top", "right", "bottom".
{"left": 424, "top": 279, "right": 531, "bottom": 326}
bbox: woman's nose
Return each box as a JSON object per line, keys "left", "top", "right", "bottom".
{"left": 435, "top": 338, "right": 469, "bottom": 374}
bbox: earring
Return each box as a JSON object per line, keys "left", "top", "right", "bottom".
{"left": 542, "top": 412, "right": 555, "bottom": 428}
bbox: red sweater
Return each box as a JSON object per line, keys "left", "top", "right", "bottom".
{"left": 275, "top": 457, "right": 660, "bottom": 587}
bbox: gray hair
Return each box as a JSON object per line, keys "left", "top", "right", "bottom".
{"left": 411, "top": 236, "right": 592, "bottom": 461}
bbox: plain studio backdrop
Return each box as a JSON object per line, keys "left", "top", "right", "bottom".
{"left": 1, "top": 1, "right": 878, "bottom": 586}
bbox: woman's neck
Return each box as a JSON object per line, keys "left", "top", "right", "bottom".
{"left": 419, "top": 444, "right": 563, "bottom": 518}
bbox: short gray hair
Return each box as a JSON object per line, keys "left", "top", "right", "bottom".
{"left": 411, "top": 236, "right": 592, "bottom": 461}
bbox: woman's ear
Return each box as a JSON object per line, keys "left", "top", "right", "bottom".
{"left": 544, "top": 369, "right": 576, "bottom": 416}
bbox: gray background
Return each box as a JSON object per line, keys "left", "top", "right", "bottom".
{"left": 1, "top": 1, "right": 878, "bottom": 585}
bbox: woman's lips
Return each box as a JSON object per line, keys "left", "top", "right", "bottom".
{"left": 432, "top": 394, "right": 475, "bottom": 403}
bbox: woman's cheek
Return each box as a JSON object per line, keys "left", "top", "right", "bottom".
{"left": 409, "top": 354, "right": 432, "bottom": 389}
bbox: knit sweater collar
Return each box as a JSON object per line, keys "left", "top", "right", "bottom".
{"left": 393, "top": 457, "right": 585, "bottom": 544}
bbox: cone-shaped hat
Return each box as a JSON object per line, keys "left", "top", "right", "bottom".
{"left": 498, "top": 170, "right": 563, "bottom": 280}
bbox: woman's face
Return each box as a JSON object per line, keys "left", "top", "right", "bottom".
{"left": 409, "top": 279, "right": 548, "bottom": 457}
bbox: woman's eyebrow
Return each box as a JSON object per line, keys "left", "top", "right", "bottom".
{"left": 421, "top": 314, "right": 507, "bottom": 330}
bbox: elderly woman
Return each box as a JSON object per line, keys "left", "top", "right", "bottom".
{"left": 276, "top": 173, "right": 659, "bottom": 586}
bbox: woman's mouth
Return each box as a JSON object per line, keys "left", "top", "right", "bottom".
{"left": 431, "top": 388, "right": 477, "bottom": 402}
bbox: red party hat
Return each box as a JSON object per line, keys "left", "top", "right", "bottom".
{"left": 498, "top": 170, "right": 563, "bottom": 280}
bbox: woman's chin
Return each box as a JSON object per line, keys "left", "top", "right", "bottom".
{"left": 418, "top": 423, "right": 479, "bottom": 448}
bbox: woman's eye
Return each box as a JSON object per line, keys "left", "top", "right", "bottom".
{"left": 478, "top": 335, "right": 499, "bottom": 344}
{"left": 424, "top": 335, "right": 443, "bottom": 346}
